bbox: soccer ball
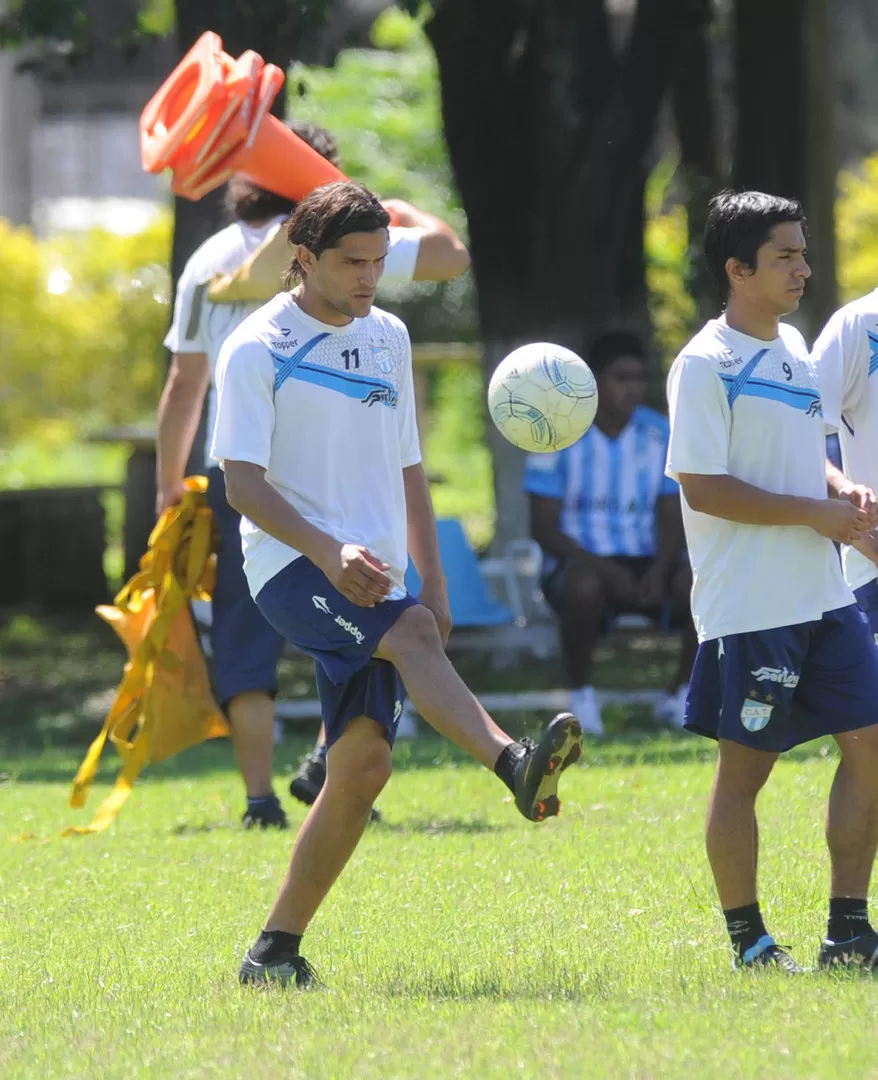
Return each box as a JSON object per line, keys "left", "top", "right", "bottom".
{"left": 487, "top": 342, "right": 598, "bottom": 452}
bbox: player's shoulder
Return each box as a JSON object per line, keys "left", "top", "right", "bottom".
{"left": 817, "top": 290, "right": 878, "bottom": 342}
{"left": 365, "top": 305, "right": 411, "bottom": 345}
{"left": 180, "top": 222, "right": 251, "bottom": 282}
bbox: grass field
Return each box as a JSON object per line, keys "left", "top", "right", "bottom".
{"left": 2, "top": 729, "right": 878, "bottom": 1080}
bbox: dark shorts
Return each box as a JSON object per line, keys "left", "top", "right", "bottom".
{"left": 855, "top": 579, "right": 878, "bottom": 640}
{"left": 256, "top": 556, "right": 418, "bottom": 749}
{"left": 206, "top": 468, "right": 283, "bottom": 708}
{"left": 685, "top": 604, "right": 878, "bottom": 752}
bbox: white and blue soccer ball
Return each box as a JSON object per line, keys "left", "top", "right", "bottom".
{"left": 487, "top": 342, "right": 598, "bottom": 452}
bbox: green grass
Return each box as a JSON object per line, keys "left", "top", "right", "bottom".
{"left": 2, "top": 734, "right": 878, "bottom": 1078}
{"left": 3, "top": 616, "right": 877, "bottom": 1078}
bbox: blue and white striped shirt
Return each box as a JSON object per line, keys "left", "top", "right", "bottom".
{"left": 523, "top": 405, "right": 678, "bottom": 558}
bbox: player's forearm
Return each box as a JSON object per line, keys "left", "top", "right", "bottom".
{"left": 156, "top": 358, "right": 209, "bottom": 490}
{"left": 403, "top": 463, "right": 446, "bottom": 587}
{"left": 653, "top": 496, "right": 685, "bottom": 573}
{"left": 224, "top": 462, "right": 340, "bottom": 571}
{"left": 826, "top": 458, "right": 851, "bottom": 498}
{"left": 678, "top": 473, "right": 821, "bottom": 528}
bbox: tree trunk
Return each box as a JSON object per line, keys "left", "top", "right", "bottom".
{"left": 733, "top": 0, "right": 836, "bottom": 339}
{"left": 427, "top": 0, "right": 706, "bottom": 551}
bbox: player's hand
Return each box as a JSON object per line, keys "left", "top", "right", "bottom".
{"left": 840, "top": 483, "right": 878, "bottom": 526}
{"left": 852, "top": 531, "right": 878, "bottom": 568}
{"left": 156, "top": 480, "right": 187, "bottom": 517}
{"left": 326, "top": 544, "right": 392, "bottom": 607}
{"left": 418, "top": 578, "right": 452, "bottom": 647}
{"left": 808, "top": 498, "right": 873, "bottom": 545}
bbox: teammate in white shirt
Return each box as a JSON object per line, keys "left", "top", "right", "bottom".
{"left": 811, "top": 289, "right": 878, "bottom": 627}
{"left": 157, "top": 122, "right": 471, "bottom": 829}
{"left": 666, "top": 190, "right": 878, "bottom": 972}
{"left": 212, "top": 181, "right": 583, "bottom": 987}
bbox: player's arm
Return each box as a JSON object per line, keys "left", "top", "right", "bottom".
{"left": 380, "top": 199, "right": 470, "bottom": 281}
{"left": 668, "top": 354, "right": 870, "bottom": 545}
{"left": 529, "top": 496, "right": 591, "bottom": 561}
{"left": 651, "top": 494, "right": 686, "bottom": 576}
{"left": 156, "top": 352, "right": 210, "bottom": 514}
{"left": 825, "top": 458, "right": 878, "bottom": 519}
{"left": 404, "top": 462, "right": 451, "bottom": 645}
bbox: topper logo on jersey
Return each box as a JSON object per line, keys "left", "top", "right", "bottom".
{"left": 272, "top": 330, "right": 300, "bottom": 350}
{"left": 751, "top": 666, "right": 800, "bottom": 689}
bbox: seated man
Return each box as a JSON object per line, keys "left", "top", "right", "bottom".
{"left": 523, "top": 331, "right": 697, "bottom": 735}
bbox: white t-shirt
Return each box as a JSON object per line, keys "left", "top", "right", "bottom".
{"left": 164, "top": 221, "right": 423, "bottom": 466}
{"left": 811, "top": 288, "right": 878, "bottom": 591}
{"left": 665, "top": 318, "right": 852, "bottom": 642}
{"left": 211, "top": 293, "right": 421, "bottom": 598}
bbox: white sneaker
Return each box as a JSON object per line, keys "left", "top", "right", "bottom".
{"left": 655, "top": 684, "right": 688, "bottom": 729}
{"left": 569, "top": 686, "right": 603, "bottom": 737}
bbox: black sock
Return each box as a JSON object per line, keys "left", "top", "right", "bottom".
{"left": 249, "top": 929, "right": 302, "bottom": 963}
{"left": 827, "top": 897, "right": 871, "bottom": 943}
{"left": 723, "top": 902, "right": 770, "bottom": 960}
{"left": 493, "top": 742, "right": 525, "bottom": 794}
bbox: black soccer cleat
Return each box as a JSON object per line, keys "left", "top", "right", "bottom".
{"left": 734, "top": 936, "right": 804, "bottom": 973}
{"left": 818, "top": 932, "right": 878, "bottom": 971}
{"left": 289, "top": 749, "right": 382, "bottom": 822}
{"left": 241, "top": 793, "right": 288, "bottom": 830}
{"left": 239, "top": 950, "right": 322, "bottom": 989}
{"left": 512, "top": 712, "right": 583, "bottom": 822}
{"left": 289, "top": 751, "right": 327, "bottom": 806}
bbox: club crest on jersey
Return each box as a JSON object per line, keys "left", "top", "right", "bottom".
{"left": 372, "top": 344, "right": 394, "bottom": 374}
{"left": 741, "top": 700, "right": 773, "bottom": 732}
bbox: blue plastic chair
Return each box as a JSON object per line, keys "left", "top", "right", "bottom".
{"left": 404, "top": 518, "right": 513, "bottom": 628}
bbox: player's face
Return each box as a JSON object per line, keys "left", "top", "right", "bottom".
{"left": 598, "top": 355, "right": 647, "bottom": 423}
{"left": 742, "top": 222, "right": 811, "bottom": 315}
{"left": 310, "top": 230, "right": 389, "bottom": 319}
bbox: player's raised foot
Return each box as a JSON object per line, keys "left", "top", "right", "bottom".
{"left": 239, "top": 950, "right": 322, "bottom": 989}
{"left": 513, "top": 712, "right": 583, "bottom": 822}
{"left": 734, "top": 936, "right": 804, "bottom": 973}
{"left": 241, "top": 793, "right": 288, "bottom": 830}
{"left": 289, "top": 749, "right": 383, "bottom": 822}
{"left": 818, "top": 931, "right": 878, "bottom": 972}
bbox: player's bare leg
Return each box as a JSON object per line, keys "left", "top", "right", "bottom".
{"left": 228, "top": 691, "right": 287, "bottom": 828}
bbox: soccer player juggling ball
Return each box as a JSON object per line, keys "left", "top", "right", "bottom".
{"left": 665, "top": 190, "right": 878, "bottom": 972}
{"left": 210, "top": 180, "right": 584, "bottom": 988}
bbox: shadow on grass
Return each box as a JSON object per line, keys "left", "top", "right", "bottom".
{"left": 380, "top": 962, "right": 599, "bottom": 1002}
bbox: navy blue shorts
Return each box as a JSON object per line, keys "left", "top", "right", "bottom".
{"left": 685, "top": 604, "right": 878, "bottom": 752}
{"left": 256, "top": 556, "right": 418, "bottom": 749}
{"left": 206, "top": 468, "right": 283, "bottom": 707}
{"left": 855, "top": 579, "right": 878, "bottom": 640}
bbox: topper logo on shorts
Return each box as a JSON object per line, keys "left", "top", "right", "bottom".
{"left": 312, "top": 595, "right": 332, "bottom": 615}
{"left": 334, "top": 617, "right": 365, "bottom": 645}
{"left": 741, "top": 700, "right": 774, "bottom": 732}
{"left": 751, "top": 666, "right": 799, "bottom": 689}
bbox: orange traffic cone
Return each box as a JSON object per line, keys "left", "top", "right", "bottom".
{"left": 140, "top": 31, "right": 345, "bottom": 202}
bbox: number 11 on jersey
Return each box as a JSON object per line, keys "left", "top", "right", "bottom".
{"left": 342, "top": 348, "right": 360, "bottom": 370}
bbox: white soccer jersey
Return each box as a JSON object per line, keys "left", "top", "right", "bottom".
{"left": 666, "top": 318, "right": 852, "bottom": 642}
{"left": 811, "top": 288, "right": 878, "bottom": 592}
{"left": 211, "top": 293, "right": 421, "bottom": 598}
{"left": 164, "top": 221, "right": 423, "bottom": 466}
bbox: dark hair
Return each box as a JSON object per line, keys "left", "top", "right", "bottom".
{"left": 283, "top": 181, "right": 390, "bottom": 289}
{"left": 588, "top": 330, "right": 646, "bottom": 377}
{"left": 224, "top": 120, "right": 342, "bottom": 223}
{"left": 704, "top": 189, "right": 806, "bottom": 300}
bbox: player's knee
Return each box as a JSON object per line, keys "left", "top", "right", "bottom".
{"left": 559, "top": 566, "right": 604, "bottom": 616}
{"left": 330, "top": 743, "right": 392, "bottom": 806}
{"left": 378, "top": 604, "right": 443, "bottom": 664}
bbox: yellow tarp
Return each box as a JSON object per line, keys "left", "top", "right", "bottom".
{"left": 65, "top": 476, "right": 229, "bottom": 835}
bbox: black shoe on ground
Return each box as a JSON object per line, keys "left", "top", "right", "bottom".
{"left": 734, "top": 936, "right": 804, "bottom": 973}
{"left": 239, "top": 950, "right": 322, "bottom": 988}
{"left": 818, "top": 931, "right": 878, "bottom": 971}
{"left": 289, "top": 751, "right": 326, "bottom": 806}
{"left": 513, "top": 712, "right": 583, "bottom": 822}
{"left": 241, "top": 793, "right": 288, "bottom": 830}
{"left": 289, "top": 750, "right": 382, "bottom": 822}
